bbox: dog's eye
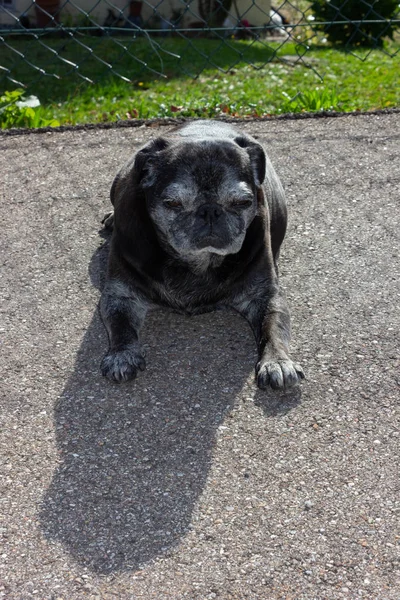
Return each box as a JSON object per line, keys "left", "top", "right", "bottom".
{"left": 163, "top": 199, "right": 183, "bottom": 209}
{"left": 232, "top": 198, "right": 252, "bottom": 208}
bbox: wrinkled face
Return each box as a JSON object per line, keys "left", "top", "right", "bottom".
{"left": 142, "top": 140, "right": 259, "bottom": 258}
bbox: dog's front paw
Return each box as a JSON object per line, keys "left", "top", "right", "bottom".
{"left": 256, "top": 358, "right": 305, "bottom": 390}
{"left": 101, "top": 346, "right": 146, "bottom": 383}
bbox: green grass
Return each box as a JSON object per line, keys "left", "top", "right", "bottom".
{"left": 1, "top": 35, "right": 399, "bottom": 127}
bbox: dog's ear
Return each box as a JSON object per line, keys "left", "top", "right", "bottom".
{"left": 134, "top": 137, "right": 170, "bottom": 188}
{"left": 234, "top": 135, "right": 266, "bottom": 186}
{"left": 109, "top": 137, "right": 170, "bottom": 205}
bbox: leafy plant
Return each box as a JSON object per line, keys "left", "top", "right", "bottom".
{"left": 281, "top": 88, "right": 340, "bottom": 112}
{"left": 310, "top": 0, "right": 400, "bottom": 47}
{"left": 0, "top": 89, "right": 60, "bottom": 129}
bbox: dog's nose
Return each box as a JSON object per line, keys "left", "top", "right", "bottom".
{"left": 198, "top": 203, "right": 223, "bottom": 223}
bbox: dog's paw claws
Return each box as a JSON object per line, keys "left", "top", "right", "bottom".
{"left": 256, "top": 359, "right": 304, "bottom": 390}
{"left": 101, "top": 347, "right": 146, "bottom": 383}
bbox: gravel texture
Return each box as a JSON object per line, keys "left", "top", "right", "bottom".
{"left": 1, "top": 114, "right": 399, "bottom": 599}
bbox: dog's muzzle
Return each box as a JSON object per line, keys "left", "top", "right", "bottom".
{"left": 193, "top": 203, "right": 231, "bottom": 250}
{"left": 197, "top": 203, "right": 223, "bottom": 225}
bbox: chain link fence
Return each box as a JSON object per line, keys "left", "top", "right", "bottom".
{"left": 1, "top": 0, "right": 399, "bottom": 90}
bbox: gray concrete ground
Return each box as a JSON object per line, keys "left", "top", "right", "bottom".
{"left": 1, "top": 114, "right": 399, "bottom": 600}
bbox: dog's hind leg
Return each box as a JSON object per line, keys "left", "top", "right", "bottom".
{"left": 101, "top": 211, "right": 114, "bottom": 230}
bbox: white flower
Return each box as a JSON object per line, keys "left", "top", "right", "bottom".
{"left": 16, "top": 95, "right": 40, "bottom": 108}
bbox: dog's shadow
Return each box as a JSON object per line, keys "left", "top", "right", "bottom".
{"left": 39, "top": 231, "right": 301, "bottom": 574}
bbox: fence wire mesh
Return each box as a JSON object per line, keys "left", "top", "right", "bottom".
{"left": 1, "top": 0, "right": 399, "bottom": 90}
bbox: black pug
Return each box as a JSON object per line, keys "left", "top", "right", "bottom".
{"left": 100, "top": 120, "right": 304, "bottom": 390}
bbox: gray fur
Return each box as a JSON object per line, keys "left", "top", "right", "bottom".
{"left": 100, "top": 120, "right": 304, "bottom": 389}
{"left": 100, "top": 280, "right": 149, "bottom": 382}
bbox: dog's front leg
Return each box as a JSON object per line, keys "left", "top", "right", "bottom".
{"left": 100, "top": 280, "right": 149, "bottom": 383}
{"left": 234, "top": 286, "right": 304, "bottom": 390}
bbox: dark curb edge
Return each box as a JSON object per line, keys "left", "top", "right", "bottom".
{"left": 1, "top": 107, "right": 399, "bottom": 137}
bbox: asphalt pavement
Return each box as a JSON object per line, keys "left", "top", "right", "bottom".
{"left": 1, "top": 113, "right": 399, "bottom": 599}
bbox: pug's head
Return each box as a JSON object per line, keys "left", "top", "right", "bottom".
{"left": 134, "top": 135, "right": 266, "bottom": 258}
